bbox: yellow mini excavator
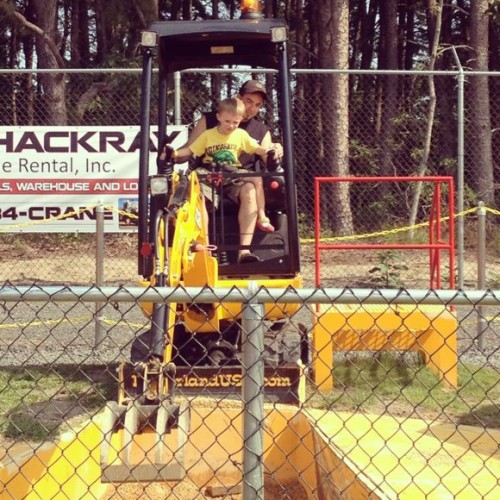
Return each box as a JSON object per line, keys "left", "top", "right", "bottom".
{"left": 101, "top": 2, "right": 305, "bottom": 482}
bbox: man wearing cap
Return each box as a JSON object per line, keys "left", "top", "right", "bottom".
{"left": 186, "top": 79, "right": 281, "bottom": 167}
{"left": 182, "top": 79, "right": 282, "bottom": 263}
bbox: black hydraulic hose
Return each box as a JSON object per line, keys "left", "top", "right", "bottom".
{"left": 150, "top": 290, "right": 166, "bottom": 360}
{"left": 149, "top": 207, "right": 168, "bottom": 360}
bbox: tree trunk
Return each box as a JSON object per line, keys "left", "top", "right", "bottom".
{"left": 378, "top": 0, "right": 398, "bottom": 185}
{"left": 349, "top": 0, "right": 363, "bottom": 69}
{"left": 211, "top": 0, "right": 218, "bottom": 18}
{"left": 264, "top": 0, "right": 275, "bottom": 126}
{"left": 171, "top": 0, "right": 181, "bottom": 20}
{"left": 182, "top": 0, "right": 192, "bottom": 20}
{"left": 71, "top": 0, "right": 82, "bottom": 67}
{"left": 303, "top": 2, "right": 324, "bottom": 220}
{"left": 433, "top": 2, "right": 455, "bottom": 169}
{"left": 290, "top": 0, "right": 309, "bottom": 214}
{"left": 408, "top": 0, "right": 443, "bottom": 232}
{"left": 210, "top": 74, "right": 221, "bottom": 107}
{"left": 21, "top": 0, "right": 35, "bottom": 125}
{"left": 317, "top": 0, "right": 353, "bottom": 235}
{"left": 31, "top": 0, "right": 68, "bottom": 125}
{"left": 79, "top": 0, "right": 90, "bottom": 63}
{"left": 360, "top": 0, "right": 377, "bottom": 70}
{"left": 71, "top": 0, "right": 90, "bottom": 67}
{"left": 469, "top": 0, "right": 494, "bottom": 206}
{"left": 94, "top": 0, "right": 108, "bottom": 65}
{"left": 9, "top": 25, "right": 18, "bottom": 125}
{"left": 132, "top": 0, "right": 158, "bottom": 27}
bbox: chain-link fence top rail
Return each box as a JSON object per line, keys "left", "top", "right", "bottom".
{"left": 0, "top": 284, "right": 498, "bottom": 498}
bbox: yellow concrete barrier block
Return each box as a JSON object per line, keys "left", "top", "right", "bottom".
{"left": 311, "top": 304, "right": 458, "bottom": 392}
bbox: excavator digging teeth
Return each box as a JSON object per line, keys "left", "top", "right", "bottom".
{"left": 100, "top": 401, "right": 190, "bottom": 483}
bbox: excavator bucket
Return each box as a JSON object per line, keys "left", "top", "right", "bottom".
{"left": 100, "top": 400, "right": 190, "bottom": 483}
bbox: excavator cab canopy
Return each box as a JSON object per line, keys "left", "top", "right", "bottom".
{"left": 147, "top": 18, "right": 287, "bottom": 72}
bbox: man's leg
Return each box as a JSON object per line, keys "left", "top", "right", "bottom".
{"left": 247, "top": 176, "right": 266, "bottom": 220}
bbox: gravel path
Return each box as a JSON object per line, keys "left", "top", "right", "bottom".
{"left": 0, "top": 239, "right": 499, "bottom": 371}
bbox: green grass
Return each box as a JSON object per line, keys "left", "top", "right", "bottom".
{"left": 0, "top": 365, "right": 116, "bottom": 441}
{"left": 308, "top": 354, "right": 500, "bottom": 428}
{"left": 1, "top": 357, "right": 498, "bottom": 443}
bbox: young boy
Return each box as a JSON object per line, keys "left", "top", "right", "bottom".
{"left": 173, "top": 97, "right": 274, "bottom": 263}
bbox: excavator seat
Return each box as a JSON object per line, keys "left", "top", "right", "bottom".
{"left": 207, "top": 169, "right": 291, "bottom": 276}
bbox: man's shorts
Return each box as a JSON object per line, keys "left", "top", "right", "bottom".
{"left": 197, "top": 166, "right": 251, "bottom": 208}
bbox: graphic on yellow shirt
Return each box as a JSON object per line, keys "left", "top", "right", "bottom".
{"left": 212, "top": 150, "right": 237, "bottom": 164}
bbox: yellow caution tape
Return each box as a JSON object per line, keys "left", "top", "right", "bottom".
{"left": 0, "top": 202, "right": 492, "bottom": 245}
{"left": 0, "top": 317, "right": 146, "bottom": 330}
{"left": 302, "top": 208, "right": 478, "bottom": 244}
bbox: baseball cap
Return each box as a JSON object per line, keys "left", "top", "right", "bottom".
{"left": 239, "top": 80, "right": 267, "bottom": 99}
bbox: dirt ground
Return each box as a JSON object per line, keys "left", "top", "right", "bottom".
{"left": 102, "top": 476, "right": 307, "bottom": 499}
{"left": 0, "top": 232, "right": 492, "bottom": 288}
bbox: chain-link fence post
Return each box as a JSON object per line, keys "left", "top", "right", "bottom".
{"left": 452, "top": 46, "right": 465, "bottom": 288}
{"left": 477, "top": 201, "right": 487, "bottom": 350}
{"left": 241, "top": 282, "right": 265, "bottom": 500}
{"left": 94, "top": 203, "right": 105, "bottom": 349}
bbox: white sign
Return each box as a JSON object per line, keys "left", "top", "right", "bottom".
{"left": 0, "top": 126, "right": 188, "bottom": 233}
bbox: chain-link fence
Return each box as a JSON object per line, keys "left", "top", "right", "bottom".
{"left": 0, "top": 284, "right": 498, "bottom": 498}
{"left": 0, "top": 68, "right": 499, "bottom": 496}
{"left": 0, "top": 68, "right": 499, "bottom": 287}
{"left": 1, "top": 68, "right": 499, "bottom": 191}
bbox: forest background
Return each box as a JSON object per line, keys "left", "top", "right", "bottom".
{"left": 0, "top": 0, "right": 498, "bottom": 236}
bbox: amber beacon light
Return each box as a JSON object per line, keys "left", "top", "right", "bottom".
{"left": 240, "top": 0, "right": 263, "bottom": 19}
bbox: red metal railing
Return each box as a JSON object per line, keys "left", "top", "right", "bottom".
{"left": 314, "top": 176, "right": 455, "bottom": 289}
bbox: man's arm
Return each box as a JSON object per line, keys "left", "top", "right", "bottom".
{"left": 186, "top": 115, "right": 207, "bottom": 146}
{"left": 260, "top": 131, "right": 284, "bottom": 160}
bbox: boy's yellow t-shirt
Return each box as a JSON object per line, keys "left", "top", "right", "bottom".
{"left": 189, "top": 127, "right": 260, "bottom": 167}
